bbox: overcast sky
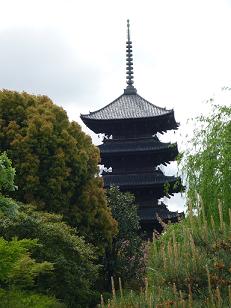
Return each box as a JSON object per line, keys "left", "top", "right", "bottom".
{"left": 1, "top": 0, "right": 231, "bottom": 212}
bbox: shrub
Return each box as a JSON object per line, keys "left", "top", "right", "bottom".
{"left": 0, "top": 289, "right": 64, "bottom": 308}
{"left": 0, "top": 236, "right": 63, "bottom": 307}
{"left": 0, "top": 196, "right": 99, "bottom": 307}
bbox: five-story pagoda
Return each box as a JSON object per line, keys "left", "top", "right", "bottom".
{"left": 81, "top": 20, "right": 183, "bottom": 235}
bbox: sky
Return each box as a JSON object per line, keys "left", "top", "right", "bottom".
{"left": 1, "top": 0, "right": 231, "bottom": 212}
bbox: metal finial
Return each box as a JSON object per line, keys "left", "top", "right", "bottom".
{"left": 127, "top": 19, "right": 130, "bottom": 41}
{"left": 124, "top": 19, "right": 137, "bottom": 95}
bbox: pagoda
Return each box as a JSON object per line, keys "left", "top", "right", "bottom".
{"left": 81, "top": 20, "right": 183, "bottom": 236}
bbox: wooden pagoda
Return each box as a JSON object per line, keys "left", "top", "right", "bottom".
{"left": 81, "top": 20, "right": 183, "bottom": 236}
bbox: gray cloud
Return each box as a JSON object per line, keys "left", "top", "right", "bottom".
{"left": 0, "top": 28, "right": 100, "bottom": 105}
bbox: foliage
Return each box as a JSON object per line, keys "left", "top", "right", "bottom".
{"left": 107, "top": 186, "right": 140, "bottom": 238}
{"left": 0, "top": 151, "right": 16, "bottom": 193}
{"left": 0, "top": 90, "right": 117, "bottom": 248}
{"left": 104, "top": 187, "right": 146, "bottom": 289}
{"left": 0, "top": 237, "right": 62, "bottom": 307}
{"left": 0, "top": 152, "right": 19, "bottom": 218}
{"left": 0, "top": 289, "right": 64, "bottom": 308}
{"left": 0, "top": 237, "right": 52, "bottom": 287}
{"left": 101, "top": 204, "right": 231, "bottom": 307}
{"left": 0, "top": 152, "right": 64, "bottom": 306}
{"left": 148, "top": 210, "right": 231, "bottom": 303}
{"left": 0, "top": 197, "right": 99, "bottom": 307}
{"left": 182, "top": 103, "right": 231, "bottom": 224}
{"left": 0, "top": 192, "right": 19, "bottom": 218}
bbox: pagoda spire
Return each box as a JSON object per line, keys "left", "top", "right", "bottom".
{"left": 124, "top": 19, "right": 137, "bottom": 95}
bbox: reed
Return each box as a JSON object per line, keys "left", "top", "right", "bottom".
{"left": 99, "top": 203, "right": 231, "bottom": 307}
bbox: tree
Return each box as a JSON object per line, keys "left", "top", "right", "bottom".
{"left": 182, "top": 103, "right": 231, "bottom": 223}
{"left": 0, "top": 151, "right": 19, "bottom": 218}
{"left": 0, "top": 237, "right": 52, "bottom": 288}
{"left": 104, "top": 187, "right": 146, "bottom": 289}
{"left": 0, "top": 152, "right": 16, "bottom": 193}
{"left": 0, "top": 151, "right": 101, "bottom": 306}
{"left": 0, "top": 198, "right": 100, "bottom": 307}
{"left": 0, "top": 90, "right": 117, "bottom": 248}
{"left": 0, "top": 237, "right": 63, "bottom": 308}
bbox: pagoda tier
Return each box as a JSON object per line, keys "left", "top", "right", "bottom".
{"left": 102, "top": 171, "right": 181, "bottom": 198}
{"left": 99, "top": 136, "right": 179, "bottom": 171}
{"left": 81, "top": 93, "right": 179, "bottom": 137}
{"left": 80, "top": 20, "right": 184, "bottom": 236}
{"left": 138, "top": 203, "right": 184, "bottom": 236}
{"left": 139, "top": 204, "right": 181, "bottom": 221}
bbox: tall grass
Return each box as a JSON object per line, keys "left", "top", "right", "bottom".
{"left": 99, "top": 203, "right": 231, "bottom": 307}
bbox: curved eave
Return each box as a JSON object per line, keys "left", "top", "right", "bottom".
{"left": 103, "top": 173, "right": 181, "bottom": 190}
{"left": 81, "top": 111, "right": 179, "bottom": 134}
{"left": 99, "top": 142, "right": 178, "bottom": 155}
{"left": 140, "top": 212, "right": 185, "bottom": 223}
{"left": 80, "top": 107, "right": 173, "bottom": 121}
{"left": 138, "top": 207, "right": 184, "bottom": 222}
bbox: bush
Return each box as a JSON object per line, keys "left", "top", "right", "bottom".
{"left": 0, "top": 289, "right": 64, "bottom": 308}
{"left": 0, "top": 196, "right": 100, "bottom": 307}
{"left": 0, "top": 236, "right": 63, "bottom": 307}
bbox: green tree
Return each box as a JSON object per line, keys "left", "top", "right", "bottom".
{"left": 0, "top": 151, "right": 100, "bottom": 306}
{"left": 0, "top": 152, "right": 63, "bottom": 306}
{"left": 0, "top": 236, "right": 63, "bottom": 307}
{"left": 0, "top": 237, "right": 52, "bottom": 288}
{"left": 105, "top": 187, "right": 146, "bottom": 289}
{"left": 0, "top": 199, "right": 99, "bottom": 307}
{"left": 182, "top": 103, "right": 231, "bottom": 223}
{"left": 0, "top": 152, "right": 16, "bottom": 193}
{"left": 0, "top": 152, "right": 19, "bottom": 218}
{"left": 0, "top": 90, "right": 117, "bottom": 248}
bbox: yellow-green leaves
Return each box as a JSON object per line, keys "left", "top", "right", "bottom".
{"left": 182, "top": 103, "right": 231, "bottom": 225}
{"left": 0, "top": 90, "right": 116, "bottom": 249}
{"left": 0, "top": 152, "right": 16, "bottom": 193}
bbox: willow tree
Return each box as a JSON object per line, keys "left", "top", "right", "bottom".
{"left": 182, "top": 102, "right": 231, "bottom": 224}
{"left": 0, "top": 90, "right": 117, "bottom": 247}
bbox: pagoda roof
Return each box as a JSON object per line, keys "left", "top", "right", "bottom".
{"left": 103, "top": 172, "right": 179, "bottom": 188}
{"left": 81, "top": 93, "right": 173, "bottom": 121}
{"left": 99, "top": 137, "right": 177, "bottom": 154}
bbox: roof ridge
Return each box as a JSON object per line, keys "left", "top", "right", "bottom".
{"left": 136, "top": 93, "right": 172, "bottom": 112}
